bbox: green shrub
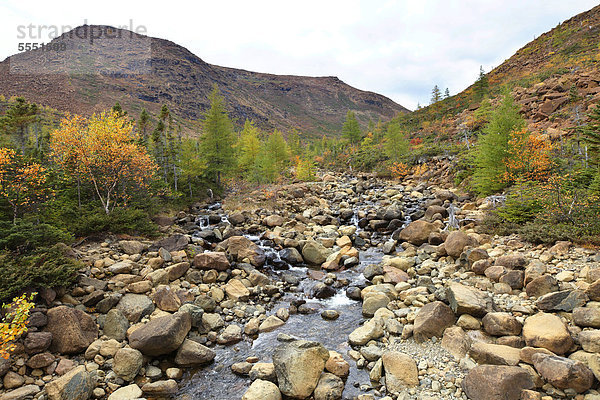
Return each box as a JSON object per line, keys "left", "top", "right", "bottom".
{"left": 68, "top": 207, "right": 159, "bottom": 237}
{"left": 0, "top": 244, "right": 81, "bottom": 301}
{"left": 516, "top": 221, "right": 582, "bottom": 245}
{"left": 0, "top": 221, "right": 72, "bottom": 254}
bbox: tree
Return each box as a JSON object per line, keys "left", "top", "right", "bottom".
{"left": 179, "top": 139, "right": 206, "bottom": 198}
{"left": 431, "top": 85, "right": 442, "bottom": 104}
{"left": 0, "top": 98, "right": 38, "bottom": 155}
{"left": 50, "top": 111, "right": 158, "bottom": 214}
{"left": 0, "top": 148, "right": 51, "bottom": 223}
{"left": 137, "top": 109, "right": 151, "bottom": 146}
{"left": 473, "top": 66, "right": 489, "bottom": 102}
{"left": 111, "top": 102, "right": 127, "bottom": 118}
{"left": 341, "top": 111, "right": 362, "bottom": 144}
{"left": 384, "top": 122, "right": 410, "bottom": 163}
{"left": 200, "top": 85, "right": 236, "bottom": 185}
{"left": 472, "top": 93, "right": 525, "bottom": 195}
{"left": 444, "top": 88, "right": 450, "bottom": 99}
{"left": 235, "top": 120, "right": 261, "bottom": 177}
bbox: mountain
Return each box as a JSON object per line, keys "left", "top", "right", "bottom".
{"left": 395, "top": 4, "right": 600, "bottom": 141}
{"left": 0, "top": 25, "right": 408, "bottom": 137}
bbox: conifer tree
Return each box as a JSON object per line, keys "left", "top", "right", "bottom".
{"left": 112, "top": 102, "right": 127, "bottom": 118}
{"left": 235, "top": 120, "right": 261, "bottom": 177}
{"left": 137, "top": 109, "right": 151, "bottom": 146}
{"left": 473, "top": 66, "right": 489, "bottom": 102}
{"left": 444, "top": 88, "right": 450, "bottom": 98}
{"left": 431, "top": 85, "right": 442, "bottom": 104}
{"left": 200, "top": 85, "right": 235, "bottom": 185}
{"left": 472, "top": 93, "right": 525, "bottom": 195}
{"left": 0, "top": 97, "right": 38, "bottom": 155}
{"left": 384, "top": 122, "right": 410, "bottom": 163}
{"left": 341, "top": 111, "right": 362, "bottom": 144}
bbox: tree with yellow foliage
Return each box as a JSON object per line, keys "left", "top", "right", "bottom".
{"left": 50, "top": 112, "right": 158, "bottom": 214}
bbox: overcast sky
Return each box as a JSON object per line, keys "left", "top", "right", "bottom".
{"left": 1, "top": 0, "right": 598, "bottom": 110}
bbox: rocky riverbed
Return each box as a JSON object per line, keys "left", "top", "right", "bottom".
{"left": 0, "top": 169, "right": 599, "bottom": 400}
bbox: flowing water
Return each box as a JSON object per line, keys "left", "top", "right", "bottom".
{"left": 179, "top": 187, "right": 424, "bottom": 400}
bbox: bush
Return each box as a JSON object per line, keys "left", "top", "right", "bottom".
{"left": 0, "top": 244, "right": 81, "bottom": 301}
{"left": 0, "top": 221, "right": 72, "bottom": 254}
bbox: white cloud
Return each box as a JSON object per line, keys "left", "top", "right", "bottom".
{"left": 0, "top": 0, "right": 598, "bottom": 110}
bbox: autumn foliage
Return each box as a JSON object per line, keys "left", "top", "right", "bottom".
{"left": 50, "top": 112, "right": 158, "bottom": 214}
{"left": 0, "top": 148, "right": 51, "bottom": 223}
{"left": 0, "top": 293, "right": 35, "bottom": 359}
{"left": 503, "top": 129, "right": 553, "bottom": 184}
{"left": 389, "top": 162, "right": 410, "bottom": 180}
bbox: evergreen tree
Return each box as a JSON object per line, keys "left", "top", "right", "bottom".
{"left": 384, "top": 122, "right": 410, "bottom": 163}
{"left": 444, "top": 88, "right": 450, "bottom": 99}
{"left": 341, "top": 110, "right": 362, "bottom": 144}
{"left": 473, "top": 66, "right": 489, "bottom": 102}
{"left": 111, "top": 102, "right": 127, "bottom": 118}
{"left": 137, "top": 109, "right": 151, "bottom": 146}
{"left": 431, "top": 85, "right": 442, "bottom": 104}
{"left": 287, "top": 128, "right": 302, "bottom": 157}
{"left": 472, "top": 93, "right": 525, "bottom": 195}
{"left": 0, "top": 97, "right": 38, "bottom": 155}
{"left": 179, "top": 138, "right": 206, "bottom": 198}
{"left": 200, "top": 85, "right": 235, "bottom": 185}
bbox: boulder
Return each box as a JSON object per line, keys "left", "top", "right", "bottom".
{"left": 24, "top": 332, "right": 52, "bottom": 354}
{"left": 313, "top": 373, "right": 344, "bottom": 400}
{"left": 522, "top": 313, "right": 573, "bottom": 354}
{"left": 46, "top": 306, "right": 98, "bottom": 355}
{"left": 242, "top": 379, "right": 281, "bottom": 400}
{"left": 325, "top": 351, "right": 350, "bottom": 378}
{"left": 116, "top": 294, "right": 154, "bottom": 323}
{"left": 532, "top": 353, "right": 594, "bottom": 393}
{"left": 224, "top": 279, "right": 250, "bottom": 301}
{"left": 482, "top": 312, "right": 522, "bottom": 336}
{"left": 129, "top": 312, "right": 191, "bottom": 356}
{"left": 398, "top": 220, "right": 437, "bottom": 245}
{"left": 413, "top": 301, "right": 456, "bottom": 342}
{"left": 447, "top": 282, "right": 495, "bottom": 317}
{"left": 174, "top": 339, "right": 216, "bottom": 366}
{"left": 462, "top": 365, "right": 534, "bottom": 400}
{"left": 381, "top": 351, "right": 419, "bottom": 395}
{"left": 152, "top": 234, "right": 189, "bottom": 252}
{"left": 141, "top": 380, "right": 178, "bottom": 397}
{"left": 444, "top": 231, "right": 471, "bottom": 258}
{"left": 573, "top": 306, "right": 600, "bottom": 328}
{"left": 45, "top": 366, "right": 95, "bottom": 400}
{"left": 280, "top": 248, "right": 304, "bottom": 265}
{"left": 113, "top": 348, "right": 143, "bottom": 381}
{"left": 119, "top": 240, "right": 145, "bottom": 255}
{"left": 468, "top": 343, "right": 520, "bottom": 366}
{"left": 220, "top": 236, "right": 266, "bottom": 266}
{"left": 103, "top": 309, "right": 129, "bottom": 341}
{"left": 273, "top": 340, "right": 330, "bottom": 399}
{"left": 348, "top": 318, "right": 384, "bottom": 346}
{"left": 193, "top": 252, "right": 230, "bottom": 271}
{"left": 152, "top": 286, "right": 181, "bottom": 312}
{"left": 302, "top": 241, "right": 332, "bottom": 265}
{"left": 108, "top": 384, "right": 143, "bottom": 400}
{"left": 0, "top": 385, "right": 41, "bottom": 400}
{"left": 265, "top": 215, "right": 285, "bottom": 227}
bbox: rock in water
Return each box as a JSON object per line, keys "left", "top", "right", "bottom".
{"left": 313, "top": 372, "right": 344, "bottom": 400}
{"left": 174, "top": 339, "right": 216, "bottom": 366}
{"left": 242, "top": 379, "right": 281, "bottom": 400}
{"left": 46, "top": 306, "right": 98, "bottom": 355}
{"left": 462, "top": 365, "right": 533, "bottom": 400}
{"left": 128, "top": 312, "right": 191, "bottom": 356}
{"left": 45, "top": 365, "right": 95, "bottom": 400}
{"left": 220, "top": 236, "right": 266, "bottom": 266}
{"left": 273, "top": 340, "right": 330, "bottom": 399}
{"left": 381, "top": 351, "right": 418, "bottom": 395}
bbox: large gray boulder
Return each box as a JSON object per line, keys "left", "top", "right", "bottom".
{"left": 273, "top": 340, "right": 330, "bottom": 399}
{"left": 129, "top": 312, "right": 191, "bottom": 356}
{"left": 45, "top": 366, "right": 95, "bottom": 400}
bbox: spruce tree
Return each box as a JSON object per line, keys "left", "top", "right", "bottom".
{"left": 112, "top": 102, "right": 127, "bottom": 117}
{"left": 341, "top": 110, "right": 362, "bottom": 144}
{"left": 0, "top": 97, "right": 38, "bottom": 155}
{"left": 472, "top": 93, "right": 525, "bottom": 195}
{"left": 137, "top": 109, "right": 151, "bottom": 146}
{"left": 200, "top": 85, "right": 235, "bottom": 185}
{"left": 473, "top": 66, "right": 489, "bottom": 102}
{"left": 444, "top": 88, "right": 450, "bottom": 99}
{"left": 431, "top": 85, "right": 442, "bottom": 104}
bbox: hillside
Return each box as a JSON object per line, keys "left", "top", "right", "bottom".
{"left": 396, "top": 4, "right": 600, "bottom": 142}
{"left": 0, "top": 25, "right": 408, "bottom": 137}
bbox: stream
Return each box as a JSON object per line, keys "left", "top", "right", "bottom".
{"left": 178, "top": 183, "right": 424, "bottom": 400}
